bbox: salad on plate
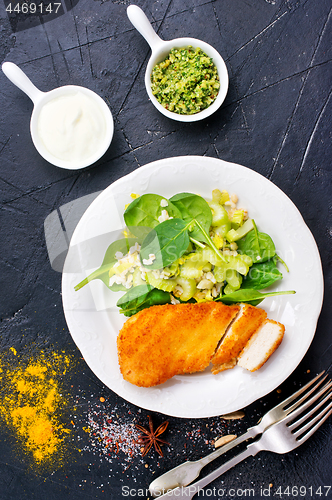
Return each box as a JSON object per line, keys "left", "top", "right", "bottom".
{"left": 74, "top": 188, "right": 295, "bottom": 315}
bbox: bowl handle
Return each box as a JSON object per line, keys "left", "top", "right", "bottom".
{"left": 127, "top": 5, "right": 164, "bottom": 53}
{"left": 2, "top": 62, "right": 44, "bottom": 104}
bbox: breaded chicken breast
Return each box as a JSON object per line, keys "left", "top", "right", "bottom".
{"left": 117, "top": 301, "right": 240, "bottom": 387}
{"left": 211, "top": 303, "right": 267, "bottom": 374}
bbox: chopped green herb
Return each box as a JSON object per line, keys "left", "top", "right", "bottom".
{"left": 151, "top": 46, "right": 220, "bottom": 115}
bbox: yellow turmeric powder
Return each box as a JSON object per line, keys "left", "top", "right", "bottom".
{"left": 0, "top": 349, "right": 72, "bottom": 467}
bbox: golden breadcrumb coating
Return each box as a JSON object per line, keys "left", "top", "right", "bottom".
{"left": 117, "top": 301, "right": 240, "bottom": 387}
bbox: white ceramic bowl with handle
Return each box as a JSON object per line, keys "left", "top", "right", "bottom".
{"left": 127, "top": 5, "right": 229, "bottom": 122}
{"left": 2, "top": 62, "right": 114, "bottom": 170}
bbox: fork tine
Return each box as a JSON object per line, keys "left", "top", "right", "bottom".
{"left": 283, "top": 380, "right": 332, "bottom": 426}
{"left": 291, "top": 387, "right": 332, "bottom": 436}
{"left": 282, "top": 371, "right": 328, "bottom": 415}
{"left": 295, "top": 400, "right": 332, "bottom": 443}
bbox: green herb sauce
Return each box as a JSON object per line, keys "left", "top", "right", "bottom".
{"left": 151, "top": 46, "right": 220, "bottom": 115}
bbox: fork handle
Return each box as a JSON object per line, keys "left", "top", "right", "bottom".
{"left": 199, "top": 426, "right": 257, "bottom": 466}
{"left": 158, "top": 446, "right": 256, "bottom": 499}
{"left": 149, "top": 426, "right": 258, "bottom": 495}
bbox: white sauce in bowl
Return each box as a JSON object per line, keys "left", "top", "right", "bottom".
{"left": 37, "top": 91, "right": 106, "bottom": 163}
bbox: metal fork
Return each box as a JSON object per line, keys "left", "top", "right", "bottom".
{"left": 152, "top": 372, "right": 332, "bottom": 499}
{"left": 149, "top": 371, "right": 328, "bottom": 496}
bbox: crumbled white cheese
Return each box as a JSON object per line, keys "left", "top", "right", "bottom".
{"left": 205, "top": 271, "right": 216, "bottom": 284}
{"left": 142, "top": 253, "right": 156, "bottom": 266}
{"left": 173, "top": 285, "right": 183, "bottom": 297}
{"left": 160, "top": 199, "right": 168, "bottom": 208}
{"left": 225, "top": 200, "right": 236, "bottom": 209}
{"left": 197, "top": 278, "right": 214, "bottom": 290}
{"left": 129, "top": 242, "right": 141, "bottom": 254}
{"left": 158, "top": 209, "right": 173, "bottom": 223}
{"left": 109, "top": 274, "right": 126, "bottom": 286}
{"left": 223, "top": 248, "right": 238, "bottom": 257}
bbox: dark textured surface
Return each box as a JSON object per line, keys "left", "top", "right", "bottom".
{"left": 0, "top": 0, "right": 331, "bottom": 499}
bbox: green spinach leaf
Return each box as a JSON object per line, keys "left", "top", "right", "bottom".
{"left": 217, "top": 288, "right": 295, "bottom": 306}
{"left": 169, "top": 192, "right": 212, "bottom": 243}
{"left": 117, "top": 284, "right": 171, "bottom": 316}
{"left": 241, "top": 258, "right": 283, "bottom": 290}
{"left": 237, "top": 221, "right": 276, "bottom": 263}
{"left": 140, "top": 218, "right": 191, "bottom": 269}
{"left": 124, "top": 194, "right": 182, "bottom": 238}
{"left": 74, "top": 237, "right": 137, "bottom": 291}
{"left": 170, "top": 192, "right": 226, "bottom": 262}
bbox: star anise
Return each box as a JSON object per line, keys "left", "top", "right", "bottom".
{"left": 136, "top": 415, "right": 169, "bottom": 457}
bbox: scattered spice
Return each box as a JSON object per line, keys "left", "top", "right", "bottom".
{"left": 136, "top": 415, "right": 169, "bottom": 457}
{"left": 0, "top": 346, "right": 256, "bottom": 493}
{"left": 82, "top": 405, "right": 141, "bottom": 465}
{"left": 0, "top": 348, "right": 72, "bottom": 467}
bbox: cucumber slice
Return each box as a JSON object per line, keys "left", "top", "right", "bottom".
{"left": 212, "top": 189, "right": 230, "bottom": 204}
{"left": 214, "top": 265, "right": 227, "bottom": 283}
{"left": 226, "top": 219, "right": 254, "bottom": 243}
{"left": 239, "top": 254, "right": 253, "bottom": 267}
{"left": 226, "top": 255, "right": 249, "bottom": 275}
{"left": 223, "top": 283, "right": 238, "bottom": 295}
{"left": 209, "top": 201, "right": 230, "bottom": 227}
{"left": 179, "top": 261, "right": 204, "bottom": 279}
{"left": 145, "top": 272, "right": 178, "bottom": 292}
{"left": 132, "top": 267, "right": 146, "bottom": 286}
{"left": 225, "top": 269, "right": 242, "bottom": 289}
{"left": 179, "top": 252, "right": 208, "bottom": 279}
{"left": 214, "top": 256, "right": 249, "bottom": 283}
{"left": 175, "top": 277, "right": 197, "bottom": 301}
{"left": 201, "top": 247, "right": 224, "bottom": 266}
{"left": 231, "top": 209, "right": 244, "bottom": 229}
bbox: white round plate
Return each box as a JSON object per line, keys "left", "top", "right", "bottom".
{"left": 62, "top": 156, "right": 324, "bottom": 418}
